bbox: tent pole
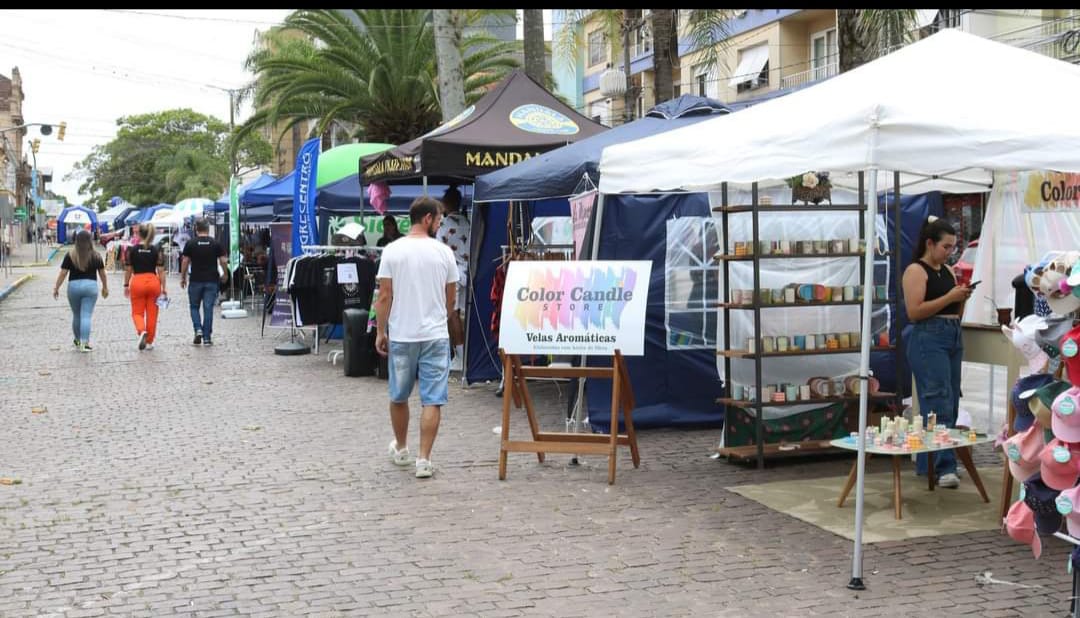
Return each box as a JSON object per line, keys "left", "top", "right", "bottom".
{"left": 423, "top": 176, "right": 429, "bottom": 197}
{"left": 849, "top": 169, "right": 878, "bottom": 591}
{"left": 573, "top": 193, "right": 606, "bottom": 432}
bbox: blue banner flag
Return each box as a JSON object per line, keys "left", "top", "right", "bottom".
{"left": 292, "top": 137, "right": 321, "bottom": 256}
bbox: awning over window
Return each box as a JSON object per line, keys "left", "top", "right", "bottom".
{"left": 916, "top": 9, "right": 939, "bottom": 29}
{"left": 727, "top": 44, "right": 770, "bottom": 86}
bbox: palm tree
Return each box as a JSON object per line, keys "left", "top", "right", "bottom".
{"left": 839, "top": 9, "right": 920, "bottom": 72}
{"left": 235, "top": 9, "right": 519, "bottom": 149}
{"left": 522, "top": 9, "right": 546, "bottom": 85}
{"left": 161, "top": 149, "right": 230, "bottom": 202}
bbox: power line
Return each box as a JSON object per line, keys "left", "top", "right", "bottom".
{"left": 101, "top": 9, "right": 287, "bottom": 26}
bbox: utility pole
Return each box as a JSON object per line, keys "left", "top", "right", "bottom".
{"left": 206, "top": 85, "right": 239, "bottom": 175}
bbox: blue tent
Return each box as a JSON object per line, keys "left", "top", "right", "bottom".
{"left": 470, "top": 96, "right": 731, "bottom": 430}
{"left": 475, "top": 95, "right": 730, "bottom": 202}
{"left": 137, "top": 203, "right": 174, "bottom": 223}
{"left": 212, "top": 172, "right": 278, "bottom": 212}
{"left": 241, "top": 171, "right": 294, "bottom": 207}
{"left": 96, "top": 203, "right": 136, "bottom": 232}
{"left": 56, "top": 205, "right": 99, "bottom": 244}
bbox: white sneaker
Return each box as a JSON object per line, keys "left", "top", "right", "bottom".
{"left": 938, "top": 473, "right": 960, "bottom": 489}
{"left": 415, "top": 458, "right": 433, "bottom": 478}
{"left": 144, "top": 343, "right": 154, "bottom": 351}
{"left": 388, "top": 439, "right": 414, "bottom": 466}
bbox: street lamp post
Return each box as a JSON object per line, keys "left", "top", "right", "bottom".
{"left": 27, "top": 139, "right": 40, "bottom": 262}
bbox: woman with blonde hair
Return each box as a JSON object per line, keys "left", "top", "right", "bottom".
{"left": 123, "top": 223, "right": 168, "bottom": 350}
{"left": 53, "top": 229, "right": 108, "bottom": 352}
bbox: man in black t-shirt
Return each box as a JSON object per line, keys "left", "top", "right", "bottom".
{"left": 180, "top": 218, "right": 228, "bottom": 345}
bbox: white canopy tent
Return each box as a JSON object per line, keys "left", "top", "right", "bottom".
{"left": 599, "top": 28, "right": 1080, "bottom": 588}
{"left": 172, "top": 197, "right": 214, "bottom": 220}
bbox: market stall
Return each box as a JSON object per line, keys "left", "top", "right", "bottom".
{"left": 598, "top": 29, "right": 1080, "bottom": 588}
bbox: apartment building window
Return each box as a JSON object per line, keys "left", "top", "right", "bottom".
{"left": 695, "top": 66, "right": 709, "bottom": 97}
{"left": 588, "top": 100, "right": 611, "bottom": 127}
{"left": 631, "top": 10, "right": 653, "bottom": 57}
{"left": 728, "top": 44, "right": 769, "bottom": 93}
{"left": 588, "top": 30, "right": 606, "bottom": 66}
{"left": 811, "top": 28, "right": 838, "bottom": 81}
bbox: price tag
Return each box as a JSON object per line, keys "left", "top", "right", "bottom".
{"left": 337, "top": 262, "right": 359, "bottom": 284}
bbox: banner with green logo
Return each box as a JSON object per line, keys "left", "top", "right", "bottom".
{"left": 228, "top": 175, "right": 239, "bottom": 272}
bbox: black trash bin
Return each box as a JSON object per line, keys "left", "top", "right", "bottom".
{"left": 343, "top": 308, "right": 375, "bottom": 377}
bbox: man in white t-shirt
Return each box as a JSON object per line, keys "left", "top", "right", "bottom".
{"left": 375, "top": 197, "right": 463, "bottom": 479}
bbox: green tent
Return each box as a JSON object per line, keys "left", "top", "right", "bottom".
{"left": 316, "top": 142, "right": 394, "bottom": 187}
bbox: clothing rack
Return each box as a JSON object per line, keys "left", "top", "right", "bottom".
{"left": 288, "top": 246, "right": 381, "bottom": 355}
{"left": 302, "top": 244, "right": 383, "bottom": 255}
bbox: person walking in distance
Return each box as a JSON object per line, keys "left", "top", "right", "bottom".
{"left": 53, "top": 229, "right": 109, "bottom": 352}
{"left": 124, "top": 223, "right": 167, "bottom": 350}
{"left": 180, "top": 218, "right": 227, "bottom": 345}
{"left": 375, "top": 197, "right": 464, "bottom": 479}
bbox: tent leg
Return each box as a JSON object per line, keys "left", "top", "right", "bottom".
{"left": 849, "top": 169, "right": 878, "bottom": 589}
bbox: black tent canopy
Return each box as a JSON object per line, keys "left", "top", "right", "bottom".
{"left": 360, "top": 70, "right": 608, "bottom": 185}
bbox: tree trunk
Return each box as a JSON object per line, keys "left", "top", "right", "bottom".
{"left": 523, "top": 9, "right": 546, "bottom": 85}
{"left": 434, "top": 9, "right": 466, "bottom": 122}
{"left": 651, "top": 9, "right": 675, "bottom": 105}
{"left": 623, "top": 9, "right": 636, "bottom": 124}
{"left": 837, "top": 9, "right": 869, "bottom": 73}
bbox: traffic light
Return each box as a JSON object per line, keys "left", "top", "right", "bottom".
{"left": 31, "top": 139, "right": 39, "bottom": 154}
{"left": 57, "top": 121, "right": 66, "bottom": 141}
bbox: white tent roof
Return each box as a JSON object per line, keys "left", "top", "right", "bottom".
{"left": 149, "top": 208, "right": 185, "bottom": 227}
{"left": 173, "top": 197, "right": 214, "bottom": 218}
{"left": 599, "top": 29, "right": 1080, "bottom": 194}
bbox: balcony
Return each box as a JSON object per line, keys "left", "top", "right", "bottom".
{"left": 779, "top": 61, "right": 838, "bottom": 90}
{"left": 989, "top": 15, "right": 1080, "bottom": 64}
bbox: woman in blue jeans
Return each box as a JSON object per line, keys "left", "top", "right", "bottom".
{"left": 902, "top": 217, "right": 973, "bottom": 488}
{"left": 53, "top": 229, "right": 109, "bottom": 352}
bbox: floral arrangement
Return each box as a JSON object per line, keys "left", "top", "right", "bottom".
{"left": 786, "top": 171, "right": 831, "bottom": 190}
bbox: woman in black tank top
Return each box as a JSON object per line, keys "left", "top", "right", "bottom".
{"left": 902, "top": 217, "right": 972, "bottom": 488}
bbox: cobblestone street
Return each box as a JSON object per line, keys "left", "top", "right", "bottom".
{"left": 0, "top": 251, "right": 1074, "bottom": 616}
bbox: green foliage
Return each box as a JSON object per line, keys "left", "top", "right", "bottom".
{"left": 64, "top": 108, "right": 269, "bottom": 210}
{"left": 235, "top": 9, "right": 520, "bottom": 150}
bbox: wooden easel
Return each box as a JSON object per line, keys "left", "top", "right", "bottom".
{"left": 498, "top": 348, "right": 640, "bottom": 484}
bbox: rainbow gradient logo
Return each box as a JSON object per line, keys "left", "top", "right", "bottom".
{"left": 513, "top": 266, "right": 638, "bottom": 330}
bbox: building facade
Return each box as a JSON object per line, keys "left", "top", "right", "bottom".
{"left": 0, "top": 67, "right": 29, "bottom": 223}
{"left": 555, "top": 9, "right": 1080, "bottom": 127}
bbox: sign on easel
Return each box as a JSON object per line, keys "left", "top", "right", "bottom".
{"left": 498, "top": 260, "right": 652, "bottom": 356}
{"left": 496, "top": 260, "right": 650, "bottom": 484}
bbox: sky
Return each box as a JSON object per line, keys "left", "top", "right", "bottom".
{"left": 0, "top": 9, "right": 293, "bottom": 205}
{"left": 0, "top": 9, "right": 552, "bottom": 207}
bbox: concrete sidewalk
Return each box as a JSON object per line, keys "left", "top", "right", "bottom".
{"left": 0, "top": 239, "right": 56, "bottom": 301}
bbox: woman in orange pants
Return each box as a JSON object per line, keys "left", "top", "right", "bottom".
{"left": 123, "top": 223, "right": 168, "bottom": 350}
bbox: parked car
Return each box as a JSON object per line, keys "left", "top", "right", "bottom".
{"left": 954, "top": 238, "right": 978, "bottom": 286}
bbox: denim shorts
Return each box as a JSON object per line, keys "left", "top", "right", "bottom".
{"left": 388, "top": 338, "right": 451, "bottom": 406}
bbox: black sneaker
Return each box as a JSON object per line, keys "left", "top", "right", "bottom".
{"left": 138, "top": 332, "right": 148, "bottom": 351}
{"left": 193, "top": 331, "right": 203, "bottom": 345}
{"left": 202, "top": 339, "right": 213, "bottom": 346}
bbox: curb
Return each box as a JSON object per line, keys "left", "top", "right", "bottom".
{"left": 0, "top": 274, "right": 32, "bottom": 303}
